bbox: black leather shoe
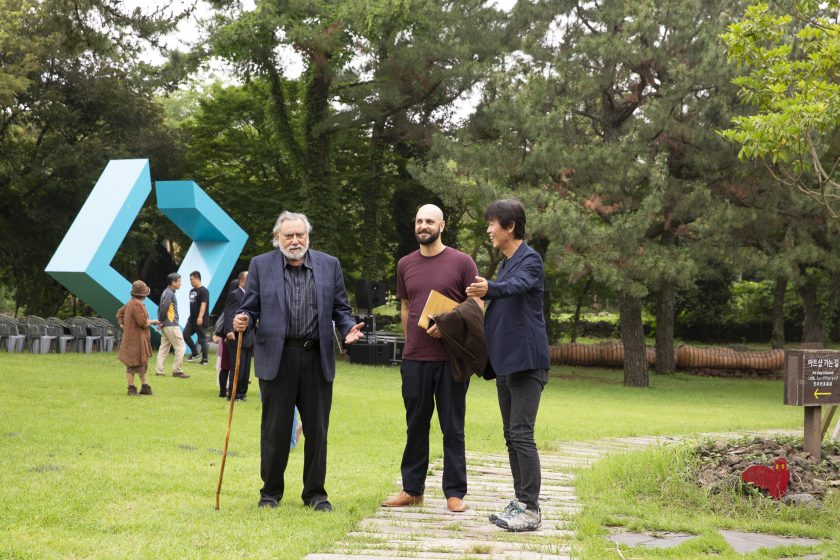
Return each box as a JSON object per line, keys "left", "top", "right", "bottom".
{"left": 258, "top": 498, "right": 278, "bottom": 509}
{"left": 235, "top": 395, "right": 246, "bottom": 401}
{"left": 313, "top": 500, "right": 332, "bottom": 512}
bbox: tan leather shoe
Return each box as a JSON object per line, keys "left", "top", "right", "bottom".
{"left": 447, "top": 497, "right": 467, "bottom": 512}
{"left": 381, "top": 490, "right": 423, "bottom": 507}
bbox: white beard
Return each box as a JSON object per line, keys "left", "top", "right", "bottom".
{"left": 280, "top": 245, "right": 308, "bottom": 261}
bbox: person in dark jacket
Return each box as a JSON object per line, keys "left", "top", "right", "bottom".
{"left": 466, "top": 199, "right": 550, "bottom": 532}
{"left": 233, "top": 211, "right": 365, "bottom": 512}
{"left": 223, "top": 271, "right": 252, "bottom": 400}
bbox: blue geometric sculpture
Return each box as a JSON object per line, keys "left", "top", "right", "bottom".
{"left": 156, "top": 181, "right": 248, "bottom": 325}
{"left": 46, "top": 159, "right": 154, "bottom": 322}
{"left": 46, "top": 160, "right": 248, "bottom": 328}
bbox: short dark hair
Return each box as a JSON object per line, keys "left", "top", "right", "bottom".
{"left": 484, "top": 199, "right": 526, "bottom": 240}
{"left": 167, "top": 272, "right": 181, "bottom": 286}
{"left": 190, "top": 271, "right": 201, "bottom": 280}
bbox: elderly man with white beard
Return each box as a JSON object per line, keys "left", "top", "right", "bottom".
{"left": 234, "top": 211, "right": 365, "bottom": 512}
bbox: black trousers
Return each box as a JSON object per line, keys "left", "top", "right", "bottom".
{"left": 259, "top": 346, "right": 331, "bottom": 507}
{"left": 224, "top": 339, "right": 252, "bottom": 396}
{"left": 183, "top": 320, "right": 207, "bottom": 361}
{"left": 496, "top": 369, "right": 547, "bottom": 510}
{"left": 218, "top": 367, "right": 230, "bottom": 397}
{"left": 399, "top": 359, "right": 469, "bottom": 499}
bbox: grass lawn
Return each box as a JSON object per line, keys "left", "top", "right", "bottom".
{"left": 0, "top": 352, "right": 811, "bottom": 559}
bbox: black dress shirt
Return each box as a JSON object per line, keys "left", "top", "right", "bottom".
{"left": 283, "top": 252, "right": 318, "bottom": 339}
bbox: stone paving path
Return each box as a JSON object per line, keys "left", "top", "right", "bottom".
{"left": 304, "top": 430, "right": 798, "bottom": 560}
{"left": 304, "top": 435, "right": 673, "bottom": 560}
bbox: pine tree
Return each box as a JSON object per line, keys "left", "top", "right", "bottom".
{"left": 419, "top": 0, "right": 749, "bottom": 386}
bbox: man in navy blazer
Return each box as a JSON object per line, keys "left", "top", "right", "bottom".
{"left": 234, "top": 211, "right": 364, "bottom": 512}
{"left": 466, "top": 199, "right": 549, "bottom": 532}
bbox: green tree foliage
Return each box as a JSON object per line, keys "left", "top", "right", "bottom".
{"left": 721, "top": 2, "right": 840, "bottom": 217}
{"left": 176, "top": 82, "right": 300, "bottom": 260}
{"left": 0, "top": 0, "right": 185, "bottom": 315}
{"left": 173, "top": 80, "right": 381, "bottom": 280}
{"left": 206, "top": 0, "right": 512, "bottom": 273}
{"left": 722, "top": 167, "right": 840, "bottom": 346}
{"left": 717, "top": 0, "right": 840, "bottom": 344}
{"left": 418, "top": 0, "right": 748, "bottom": 385}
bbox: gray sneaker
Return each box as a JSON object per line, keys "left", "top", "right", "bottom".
{"left": 496, "top": 507, "right": 541, "bottom": 532}
{"left": 489, "top": 500, "right": 524, "bottom": 523}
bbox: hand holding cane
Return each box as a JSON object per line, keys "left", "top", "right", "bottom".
{"left": 215, "top": 329, "right": 243, "bottom": 510}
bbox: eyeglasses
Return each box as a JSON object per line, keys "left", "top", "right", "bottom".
{"left": 281, "top": 232, "right": 307, "bottom": 241}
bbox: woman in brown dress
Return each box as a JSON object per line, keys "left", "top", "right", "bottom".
{"left": 116, "top": 281, "right": 160, "bottom": 396}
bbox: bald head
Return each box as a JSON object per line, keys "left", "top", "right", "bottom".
{"left": 416, "top": 204, "right": 444, "bottom": 222}
{"left": 414, "top": 204, "right": 445, "bottom": 247}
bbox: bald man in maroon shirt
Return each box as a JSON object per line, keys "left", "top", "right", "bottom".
{"left": 382, "top": 204, "right": 481, "bottom": 513}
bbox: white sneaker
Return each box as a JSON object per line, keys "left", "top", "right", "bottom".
{"left": 496, "top": 507, "right": 541, "bottom": 532}
{"left": 489, "top": 500, "right": 524, "bottom": 523}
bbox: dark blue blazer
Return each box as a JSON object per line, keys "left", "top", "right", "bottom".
{"left": 483, "top": 241, "right": 550, "bottom": 376}
{"left": 222, "top": 287, "right": 253, "bottom": 348}
{"left": 237, "top": 249, "right": 357, "bottom": 382}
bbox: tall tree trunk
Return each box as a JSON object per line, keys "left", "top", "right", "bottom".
{"left": 301, "top": 57, "right": 338, "bottom": 254}
{"left": 482, "top": 247, "right": 504, "bottom": 280}
{"left": 570, "top": 277, "right": 592, "bottom": 343}
{"left": 529, "top": 236, "right": 553, "bottom": 340}
{"left": 654, "top": 281, "right": 675, "bottom": 374}
{"left": 620, "top": 290, "right": 649, "bottom": 387}
{"left": 800, "top": 280, "right": 823, "bottom": 344}
{"left": 771, "top": 277, "right": 787, "bottom": 349}
{"left": 361, "top": 117, "right": 385, "bottom": 279}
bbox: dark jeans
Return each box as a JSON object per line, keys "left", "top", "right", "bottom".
{"left": 183, "top": 320, "right": 207, "bottom": 361}
{"left": 399, "top": 359, "right": 469, "bottom": 499}
{"left": 224, "top": 339, "right": 252, "bottom": 397}
{"left": 496, "top": 369, "right": 547, "bottom": 510}
{"left": 259, "top": 345, "right": 331, "bottom": 507}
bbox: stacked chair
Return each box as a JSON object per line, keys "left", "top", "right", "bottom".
{"left": 0, "top": 316, "right": 26, "bottom": 352}
{"left": 66, "top": 317, "right": 102, "bottom": 353}
{"left": 23, "top": 316, "right": 58, "bottom": 354}
{"left": 46, "top": 317, "right": 78, "bottom": 353}
{"left": 1, "top": 315, "right": 120, "bottom": 353}
{"left": 89, "top": 317, "right": 117, "bottom": 351}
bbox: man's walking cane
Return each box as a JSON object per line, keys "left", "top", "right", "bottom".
{"left": 215, "top": 330, "right": 243, "bottom": 510}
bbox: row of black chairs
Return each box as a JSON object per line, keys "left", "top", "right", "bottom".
{"left": 0, "top": 315, "right": 120, "bottom": 354}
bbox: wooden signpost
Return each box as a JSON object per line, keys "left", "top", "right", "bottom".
{"left": 784, "top": 349, "right": 840, "bottom": 462}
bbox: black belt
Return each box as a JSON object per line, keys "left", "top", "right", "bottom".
{"left": 285, "top": 338, "right": 319, "bottom": 351}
